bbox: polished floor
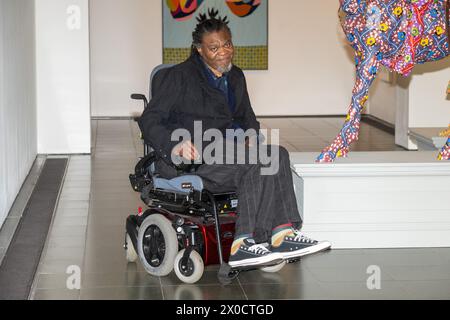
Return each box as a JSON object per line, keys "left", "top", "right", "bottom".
{"left": 29, "top": 118, "right": 450, "bottom": 300}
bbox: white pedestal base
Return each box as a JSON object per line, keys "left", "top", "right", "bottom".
{"left": 290, "top": 151, "right": 450, "bottom": 249}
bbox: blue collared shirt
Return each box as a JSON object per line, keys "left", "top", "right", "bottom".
{"left": 198, "top": 56, "right": 241, "bottom": 130}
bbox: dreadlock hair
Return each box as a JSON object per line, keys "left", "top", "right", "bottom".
{"left": 191, "top": 8, "right": 231, "bottom": 56}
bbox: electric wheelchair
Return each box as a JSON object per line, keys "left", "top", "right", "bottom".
{"left": 124, "top": 65, "right": 285, "bottom": 285}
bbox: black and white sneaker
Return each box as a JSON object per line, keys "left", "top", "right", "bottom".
{"left": 228, "top": 238, "right": 284, "bottom": 268}
{"left": 271, "top": 229, "right": 331, "bottom": 260}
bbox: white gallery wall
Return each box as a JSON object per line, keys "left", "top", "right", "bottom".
{"left": 35, "top": 0, "right": 91, "bottom": 154}
{"left": 408, "top": 60, "right": 450, "bottom": 127}
{"left": 369, "top": 60, "right": 450, "bottom": 127}
{"left": 368, "top": 73, "right": 398, "bottom": 125}
{"left": 89, "top": 0, "right": 163, "bottom": 118}
{"left": 90, "top": 0, "right": 357, "bottom": 117}
{"left": 0, "top": 0, "right": 37, "bottom": 228}
{"left": 246, "top": 1, "right": 356, "bottom": 116}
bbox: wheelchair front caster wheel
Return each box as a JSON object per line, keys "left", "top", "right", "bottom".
{"left": 260, "top": 260, "right": 286, "bottom": 273}
{"left": 174, "top": 249, "right": 204, "bottom": 284}
{"left": 125, "top": 233, "right": 138, "bottom": 263}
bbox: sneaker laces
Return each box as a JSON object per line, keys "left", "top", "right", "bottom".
{"left": 247, "top": 243, "right": 270, "bottom": 255}
{"left": 292, "top": 230, "right": 316, "bottom": 244}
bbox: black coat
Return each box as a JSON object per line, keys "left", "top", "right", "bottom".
{"left": 137, "top": 54, "right": 260, "bottom": 163}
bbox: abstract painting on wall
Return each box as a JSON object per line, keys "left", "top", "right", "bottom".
{"left": 163, "top": 0, "right": 268, "bottom": 70}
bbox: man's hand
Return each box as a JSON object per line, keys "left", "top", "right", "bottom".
{"left": 171, "top": 140, "right": 200, "bottom": 161}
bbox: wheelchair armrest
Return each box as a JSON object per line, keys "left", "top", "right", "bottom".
{"left": 135, "top": 151, "right": 157, "bottom": 175}
{"left": 131, "top": 93, "right": 148, "bottom": 109}
{"left": 129, "top": 151, "right": 158, "bottom": 192}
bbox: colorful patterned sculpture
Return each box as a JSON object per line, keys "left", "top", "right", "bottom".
{"left": 317, "top": 0, "right": 450, "bottom": 162}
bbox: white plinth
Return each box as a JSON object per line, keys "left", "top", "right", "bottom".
{"left": 290, "top": 151, "right": 450, "bottom": 249}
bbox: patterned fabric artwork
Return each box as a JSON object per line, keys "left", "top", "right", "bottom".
{"left": 225, "top": 0, "right": 262, "bottom": 17}
{"left": 317, "top": 0, "right": 450, "bottom": 162}
{"left": 163, "top": 0, "right": 268, "bottom": 69}
{"left": 166, "top": 0, "right": 205, "bottom": 21}
{"left": 166, "top": 0, "right": 262, "bottom": 20}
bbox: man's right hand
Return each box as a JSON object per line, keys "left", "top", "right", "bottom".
{"left": 171, "top": 140, "right": 200, "bottom": 161}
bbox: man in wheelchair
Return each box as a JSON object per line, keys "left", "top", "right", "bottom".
{"left": 137, "top": 9, "right": 331, "bottom": 269}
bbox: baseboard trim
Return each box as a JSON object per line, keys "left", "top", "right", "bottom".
{"left": 91, "top": 116, "right": 134, "bottom": 120}
{"left": 361, "top": 114, "right": 395, "bottom": 135}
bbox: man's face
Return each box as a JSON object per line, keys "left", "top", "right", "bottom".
{"left": 197, "top": 29, "right": 234, "bottom": 74}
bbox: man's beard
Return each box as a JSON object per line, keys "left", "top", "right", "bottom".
{"left": 216, "top": 62, "right": 233, "bottom": 74}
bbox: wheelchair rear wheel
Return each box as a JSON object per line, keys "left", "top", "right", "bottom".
{"left": 137, "top": 214, "right": 178, "bottom": 276}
